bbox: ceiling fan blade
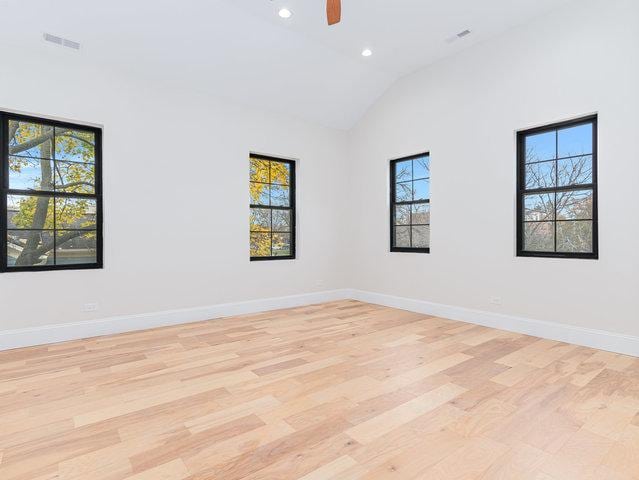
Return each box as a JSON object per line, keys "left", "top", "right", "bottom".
{"left": 327, "top": 0, "right": 341, "bottom": 25}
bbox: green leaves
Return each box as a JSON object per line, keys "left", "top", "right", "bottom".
{"left": 6, "top": 120, "right": 99, "bottom": 267}
{"left": 54, "top": 128, "right": 95, "bottom": 163}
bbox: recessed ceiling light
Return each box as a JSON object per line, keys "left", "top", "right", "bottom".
{"left": 278, "top": 8, "right": 292, "bottom": 19}
{"left": 361, "top": 48, "right": 372, "bottom": 57}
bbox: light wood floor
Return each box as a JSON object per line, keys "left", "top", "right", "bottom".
{"left": 1, "top": 301, "right": 638, "bottom": 480}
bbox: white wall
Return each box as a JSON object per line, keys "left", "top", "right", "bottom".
{"left": 0, "top": 44, "right": 349, "bottom": 331}
{"left": 2, "top": 0, "right": 638, "bottom": 345}
{"left": 347, "top": 0, "right": 639, "bottom": 337}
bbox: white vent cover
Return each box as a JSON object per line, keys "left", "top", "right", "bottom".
{"left": 43, "top": 33, "right": 80, "bottom": 50}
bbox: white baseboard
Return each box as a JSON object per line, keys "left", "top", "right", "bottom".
{"left": 0, "top": 289, "right": 353, "bottom": 352}
{"left": 349, "top": 289, "right": 639, "bottom": 357}
{"left": 2, "top": 288, "right": 637, "bottom": 358}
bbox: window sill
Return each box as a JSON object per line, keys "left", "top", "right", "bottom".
{"left": 390, "top": 248, "right": 430, "bottom": 254}
{"left": 250, "top": 256, "right": 296, "bottom": 262}
{"left": 516, "top": 251, "right": 598, "bottom": 260}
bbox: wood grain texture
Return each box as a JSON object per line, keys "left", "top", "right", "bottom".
{"left": 326, "top": 0, "right": 341, "bottom": 25}
{"left": 1, "top": 300, "right": 638, "bottom": 479}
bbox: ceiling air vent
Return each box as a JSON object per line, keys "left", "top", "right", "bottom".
{"left": 445, "top": 29, "right": 472, "bottom": 44}
{"left": 43, "top": 33, "right": 81, "bottom": 50}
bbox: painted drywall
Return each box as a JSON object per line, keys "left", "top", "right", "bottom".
{"left": 346, "top": 0, "right": 639, "bottom": 337}
{"left": 0, "top": 43, "right": 349, "bottom": 330}
{"left": 1, "top": 0, "right": 637, "bottom": 344}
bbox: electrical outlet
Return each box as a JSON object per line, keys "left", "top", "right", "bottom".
{"left": 489, "top": 296, "right": 503, "bottom": 306}
{"left": 83, "top": 303, "right": 99, "bottom": 312}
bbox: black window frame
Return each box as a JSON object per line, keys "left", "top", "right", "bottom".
{"left": 249, "top": 153, "right": 296, "bottom": 261}
{"left": 390, "top": 152, "right": 431, "bottom": 254}
{"left": 0, "top": 112, "right": 103, "bottom": 272}
{"left": 516, "top": 115, "right": 598, "bottom": 259}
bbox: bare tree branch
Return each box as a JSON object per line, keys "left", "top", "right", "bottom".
{"left": 58, "top": 133, "right": 93, "bottom": 147}
{"left": 8, "top": 122, "right": 19, "bottom": 143}
{"left": 34, "top": 230, "right": 85, "bottom": 258}
{"left": 56, "top": 181, "right": 95, "bottom": 190}
{"left": 8, "top": 128, "right": 70, "bottom": 155}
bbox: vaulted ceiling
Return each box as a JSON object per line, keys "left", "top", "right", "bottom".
{"left": 0, "top": 0, "right": 572, "bottom": 129}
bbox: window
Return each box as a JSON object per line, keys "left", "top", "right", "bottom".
{"left": 517, "top": 115, "right": 597, "bottom": 259}
{"left": 390, "top": 153, "right": 430, "bottom": 253}
{"left": 1, "top": 113, "right": 102, "bottom": 272}
{"left": 249, "top": 154, "right": 295, "bottom": 260}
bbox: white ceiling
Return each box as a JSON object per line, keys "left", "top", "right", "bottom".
{"left": 0, "top": 0, "right": 572, "bottom": 129}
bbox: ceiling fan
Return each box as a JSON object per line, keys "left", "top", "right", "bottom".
{"left": 326, "top": 0, "right": 341, "bottom": 25}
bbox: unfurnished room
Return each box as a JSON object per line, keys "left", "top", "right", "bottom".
{"left": 0, "top": 0, "right": 638, "bottom": 479}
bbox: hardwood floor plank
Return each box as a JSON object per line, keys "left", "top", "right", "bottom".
{"left": 345, "top": 383, "right": 467, "bottom": 444}
{"left": 125, "top": 459, "right": 189, "bottom": 480}
{"left": 0, "top": 300, "right": 636, "bottom": 480}
{"left": 297, "top": 454, "right": 358, "bottom": 480}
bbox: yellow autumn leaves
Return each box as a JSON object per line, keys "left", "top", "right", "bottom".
{"left": 249, "top": 158, "right": 292, "bottom": 257}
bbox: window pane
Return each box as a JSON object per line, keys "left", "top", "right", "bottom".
{"left": 272, "top": 233, "right": 291, "bottom": 256}
{"left": 5, "top": 119, "right": 101, "bottom": 270}
{"left": 412, "top": 225, "right": 430, "bottom": 248}
{"left": 413, "top": 156, "right": 430, "bottom": 179}
{"left": 411, "top": 203, "right": 430, "bottom": 224}
{"left": 9, "top": 156, "right": 54, "bottom": 191}
{"left": 394, "top": 226, "right": 410, "bottom": 248}
{"left": 395, "top": 160, "right": 412, "bottom": 182}
{"left": 250, "top": 183, "right": 270, "bottom": 205}
{"left": 519, "top": 118, "right": 596, "bottom": 258}
{"left": 557, "top": 155, "right": 592, "bottom": 187}
{"left": 54, "top": 128, "right": 95, "bottom": 163}
{"left": 413, "top": 179, "right": 430, "bottom": 201}
{"left": 395, "top": 205, "right": 410, "bottom": 225}
{"left": 270, "top": 162, "right": 290, "bottom": 185}
{"left": 250, "top": 158, "right": 269, "bottom": 183}
{"left": 270, "top": 185, "right": 290, "bottom": 207}
{"left": 7, "top": 230, "right": 54, "bottom": 267}
{"left": 524, "top": 222, "right": 554, "bottom": 252}
{"left": 8, "top": 121, "right": 53, "bottom": 159}
{"left": 395, "top": 181, "right": 412, "bottom": 202}
{"left": 525, "top": 131, "right": 556, "bottom": 163}
{"left": 55, "top": 161, "right": 95, "bottom": 194}
{"left": 556, "top": 189, "right": 593, "bottom": 220}
{"left": 56, "top": 231, "right": 97, "bottom": 265}
{"left": 55, "top": 198, "right": 97, "bottom": 230}
{"left": 558, "top": 123, "right": 592, "bottom": 158}
{"left": 272, "top": 209, "right": 291, "bottom": 232}
{"left": 249, "top": 157, "right": 295, "bottom": 259}
{"left": 524, "top": 193, "right": 555, "bottom": 221}
{"left": 525, "top": 160, "right": 555, "bottom": 189}
{"left": 391, "top": 156, "right": 431, "bottom": 253}
{"left": 250, "top": 208, "right": 271, "bottom": 232}
{"left": 556, "top": 221, "right": 593, "bottom": 253}
{"left": 250, "top": 232, "right": 271, "bottom": 257}
{"left": 7, "top": 195, "right": 54, "bottom": 229}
